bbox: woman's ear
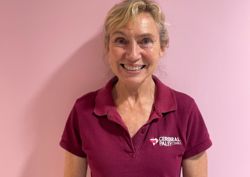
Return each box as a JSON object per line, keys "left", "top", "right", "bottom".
{"left": 160, "top": 48, "right": 165, "bottom": 57}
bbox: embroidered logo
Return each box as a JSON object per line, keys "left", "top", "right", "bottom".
{"left": 150, "top": 136, "right": 182, "bottom": 146}
{"left": 149, "top": 138, "right": 159, "bottom": 146}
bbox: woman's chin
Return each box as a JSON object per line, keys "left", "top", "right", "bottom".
{"left": 117, "top": 74, "right": 153, "bottom": 87}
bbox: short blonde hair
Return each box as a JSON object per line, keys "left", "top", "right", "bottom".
{"left": 104, "top": 0, "right": 169, "bottom": 51}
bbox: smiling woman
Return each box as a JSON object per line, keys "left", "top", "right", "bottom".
{"left": 107, "top": 12, "right": 163, "bottom": 87}
{"left": 60, "top": 1, "right": 212, "bottom": 177}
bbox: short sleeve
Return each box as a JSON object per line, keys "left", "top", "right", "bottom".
{"left": 60, "top": 105, "right": 87, "bottom": 158}
{"left": 183, "top": 101, "right": 212, "bottom": 159}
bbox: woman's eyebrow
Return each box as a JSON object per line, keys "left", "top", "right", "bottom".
{"left": 111, "top": 31, "right": 155, "bottom": 37}
{"left": 138, "top": 33, "right": 155, "bottom": 38}
{"left": 111, "top": 31, "right": 126, "bottom": 36}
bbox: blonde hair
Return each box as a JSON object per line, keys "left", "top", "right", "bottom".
{"left": 104, "top": 0, "right": 169, "bottom": 51}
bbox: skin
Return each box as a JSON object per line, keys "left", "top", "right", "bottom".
{"left": 107, "top": 13, "right": 163, "bottom": 90}
{"left": 63, "top": 12, "right": 208, "bottom": 177}
{"left": 63, "top": 150, "right": 87, "bottom": 177}
{"left": 108, "top": 12, "right": 163, "bottom": 137}
{"left": 182, "top": 152, "right": 208, "bottom": 177}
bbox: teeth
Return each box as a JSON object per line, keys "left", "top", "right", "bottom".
{"left": 122, "top": 64, "right": 144, "bottom": 71}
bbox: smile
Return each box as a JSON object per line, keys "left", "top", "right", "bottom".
{"left": 121, "top": 64, "right": 146, "bottom": 71}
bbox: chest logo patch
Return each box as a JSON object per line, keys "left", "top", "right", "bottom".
{"left": 149, "top": 138, "right": 159, "bottom": 146}
{"left": 150, "top": 136, "right": 182, "bottom": 146}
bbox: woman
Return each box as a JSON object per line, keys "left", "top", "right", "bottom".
{"left": 60, "top": 0, "right": 212, "bottom": 177}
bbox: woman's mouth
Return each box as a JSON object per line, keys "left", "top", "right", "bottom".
{"left": 120, "top": 64, "right": 146, "bottom": 71}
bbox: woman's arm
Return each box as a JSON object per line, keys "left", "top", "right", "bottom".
{"left": 63, "top": 150, "right": 88, "bottom": 177}
{"left": 182, "top": 151, "right": 208, "bottom": 177}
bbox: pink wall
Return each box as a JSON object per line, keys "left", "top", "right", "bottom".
{"left": 1, "top": 0, "right": 249, "bottom": 177}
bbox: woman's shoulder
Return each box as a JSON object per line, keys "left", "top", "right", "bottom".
{"left": 74, "top": 89, "right": 100, "bottom": 109}
{"left": 154, "top": 76, "right": 196, "bottom": 106}
{"left": 170, "top": 88, "right": 201, "bottom": 116}
{"left": 170, "top": 88, "right": 195, "bottom": 104}
{"left": 162, "top": 84, "right": 197, "bottom": 112}
{"left": 72, "top": 77, "right": 116, "bottom": 112}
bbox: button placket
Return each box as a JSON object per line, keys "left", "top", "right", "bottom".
{"left": 108, "top": 112, "right": 137, "bottom": 156}
{"left": 133, "top": 111, "right": 162, "bottom": 151}
{"left": 131, "top": 124, "right": 150, "bottom": 151}
{"left": 121, "top": 128, "right": 136, "bottom": 154}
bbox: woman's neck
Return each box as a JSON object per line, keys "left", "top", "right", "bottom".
{"left": 112, "top": 77, "right": 156, "bottom": 108}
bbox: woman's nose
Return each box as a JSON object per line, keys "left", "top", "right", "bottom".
{"left": 125, "top": 41, "right": 142, "bottom": 61}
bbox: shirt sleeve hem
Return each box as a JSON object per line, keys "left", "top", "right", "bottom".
{"left": 183, "top": 139, "right": 212, "bottom": 159}
{"left": 60, "top": 140, "right": 87, "bottom": 158}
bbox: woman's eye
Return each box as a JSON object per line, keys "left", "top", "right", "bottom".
{"left": 139, "top": 38, "right": 154, "bottom": 47}
{"left": 113, "top": 37, "right": 128, "bottom": 46}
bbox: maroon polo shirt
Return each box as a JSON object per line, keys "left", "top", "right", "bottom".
{"left": 60, "top": 76, "right": 212, "bottom": 177}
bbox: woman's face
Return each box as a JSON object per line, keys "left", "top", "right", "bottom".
{"left": 107, "top": 12, "right": 164, "bottom": 86}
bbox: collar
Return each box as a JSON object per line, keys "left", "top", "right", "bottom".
{"left": 152, "top": 75, "right": 177, "bottom": 115}
{"left": 93, "top": 75, "right": 177, "bottom": 117}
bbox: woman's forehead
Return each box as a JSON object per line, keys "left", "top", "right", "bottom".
{"left": 110, "top": 13, "right": 159, "bottom": 37}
